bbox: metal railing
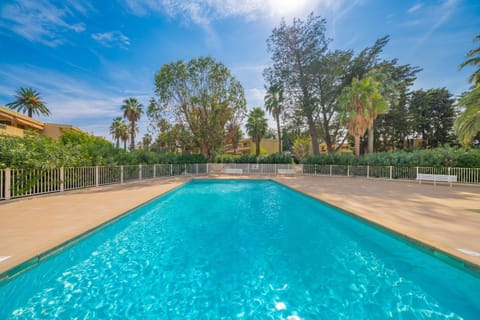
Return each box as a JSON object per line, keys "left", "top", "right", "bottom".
{"left": 0, "top": 163, "right": 478, "bottom": 200}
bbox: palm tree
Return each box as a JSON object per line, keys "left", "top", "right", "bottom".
{"left": 365, "top": 70, "right": 398, "bottom": 153}
{"left": 121, "top": 98, "right": 143, "bottom": 151}
{"left": 245, "top": 107, "right": 268, "bottom": 157}
{"left": 110, "top": 117, "right": 124, "bottom": 148}
{"left": 455, "top": 33, "right": 480, "bottom": 145}
{"left": 142, "top": 133, "right": 152, "bottom": 150}
{"left": 459, "top": 33, "right": 480, "bottom": 87}
{"left": 119, "top": 122, "right": 129, "bottom": 151}
{"left": 339, "top": 77, "right": 386, "bottom": 158}
{"left": 455, "top": 88, "right": 480, "bottom": 145}
{"left": 264, "top": 84, "right": 284, "bottom": 153}
{"left": 6, "top": 88, "right": 50, "bottom": 118}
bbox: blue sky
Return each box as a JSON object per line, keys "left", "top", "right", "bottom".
{"left": 0, "top": 0, "right": 479, "bottom": 141}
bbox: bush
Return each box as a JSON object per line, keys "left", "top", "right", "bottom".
{"left": 302, "top": 147, "right": 480, "bottom": 167}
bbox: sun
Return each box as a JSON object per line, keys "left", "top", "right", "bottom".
{"left": 267, "top": 0, "right": 310, "bottom": 17}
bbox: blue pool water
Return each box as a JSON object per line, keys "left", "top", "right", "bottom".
{"left": 0, "top": 180, "right": 479, "bottom": 319}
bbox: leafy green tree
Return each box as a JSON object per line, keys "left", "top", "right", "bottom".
{"left": 265, "top": 14, "right": 329, "bottom": 155}
{"left": 6, "top": 88, "right": 50, "bottom": 118}
{"left": 121, "top": 98, "right": 143, "bottom": 151}
{"left": 246, "top": 108, "right": 268, "bottom": 157}
{"left": 225, "top": 121, "right": 243, "bottom": 155}
{"left": 110, "top": 117, "right": 125, "bottom": 148}
{"left": 264, "top": 83, "right": 284, "bottom": 153}
{"left": 374, "top": 60, "right": 421, "bottom": 150}
{"left": 154, "top": 56, "right": 246, "bottom": 160}
{"left": 292, "top": 136, "right": 311, "bottom": 161}
{"left": 409, "top": 88, "right": 455, "bottom": 148}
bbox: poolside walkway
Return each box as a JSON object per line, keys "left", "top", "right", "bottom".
{"left": 0, "top": 176, "right": 479, "bottom": 278}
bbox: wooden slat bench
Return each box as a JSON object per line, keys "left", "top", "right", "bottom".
{"left": 416, "top": 173, "right": 457, "bottom": 186}
{"left": 277, "top": 168, "right": 295, "bottom": 175}
{"left": 224, "top": 168, "right": 243, "bottom": 174}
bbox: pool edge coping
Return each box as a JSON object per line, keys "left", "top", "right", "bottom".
{"left": 0, "top": 180, "right": 190, "bottom": 284}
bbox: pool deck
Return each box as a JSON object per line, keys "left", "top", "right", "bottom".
{"left": 0, "top": 175, "right": 479, "bottom": 278}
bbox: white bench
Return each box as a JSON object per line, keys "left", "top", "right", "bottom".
{"left": 416, "top": 174, "right": 457, "bottom": 186}
{"left": 224, "top": 168, "right": 243, "bottom": 174}
{"left": 277, "top": 168, "right": 295, "bottom": 175}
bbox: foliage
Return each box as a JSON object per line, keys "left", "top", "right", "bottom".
{"left": 264, "top": 83, "right": 284, "bottom": 153}
{"left": 339, "top": 76, "right": 387, "bottom": 157}
{"left": 454, "top": 88, "right": 480, "bottom": 145}
{"left": 153, "top": 56, "right": 246, "bottom": 160}
{"left": 110, "top": 117, "right": 126, "bottom": 148}
{"left": 6, "top": 88, "right": 50, "bottom": 118}
{"left": 459, "top": 33, "right": 480, "bottom": 86}
{"left": 302, "top": 147, "right": 480, "bottom": 168}
{"left": 409, "top": 88, "right": 456, "bottom": 148}
{"left": 0, "top": 131, "right": 208, "bottom": 169}
{"left": 291, "top": 136, "right": 311, "bottom": 162}
{"left": 245, "top": 107, "right": 268, "bottom": 157}
{"left": 265, "top": 13, "right": 329, "bottom": 155}
{"left": 214, "top": 153, "right": 292, "bottom": 164}
{"left": 121, "top": 97, "right": 143, "bottom": 151}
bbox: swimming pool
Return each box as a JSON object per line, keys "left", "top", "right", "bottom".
{"left": 0, "top": 179, "right": 479, "bottom": 319}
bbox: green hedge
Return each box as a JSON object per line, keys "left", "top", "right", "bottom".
{"left": 214, "top": 153, "right": 292, "bottom": 164}
{"left": 0, "top": 132, "right": 207, "bottom": 169}
{"left": 302, "top": 147, "right": 480, "bottom": 168}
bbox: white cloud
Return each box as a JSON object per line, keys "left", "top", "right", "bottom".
{"left": 410, "top": 0, "right": 459, "bottom": 49}
{"left": 91, "top": 31, "right": 131, "bottom": 48}
{"left": 407, "top": 3, "right": 423, "bottom": 14}
{"left": 0, "top": 0, "right": 89, "bottom": 47}
{"left": 120, "top": 0, "right": 345, "bottom": 23}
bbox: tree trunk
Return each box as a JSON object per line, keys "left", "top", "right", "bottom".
{"left": 130, "top": 121, "right": 135, "bottom": 151}
{"left": 116, "top": 138, "right": 119, "bottom": 149}
{"left": 307, "top": 115, "right": 320, "bottom": 155}
{"left": 124, "top": 140, "right": 127, "bottom": 151}
{"left": 255, "top": 137, "right": 261, "bottom": 157}
{"left": 354, "top": 134, "right": 361, "bottom": 158}
{"left": 367, "top": 124, "right": 374, "bottom": 154}
{"left": 28, "top": 108, "right": 33, "bottom": 118}
{"left": 276, "top": 115, "right": 282, "bottom": 153}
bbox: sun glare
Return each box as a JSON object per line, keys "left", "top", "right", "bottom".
{"left": 267, "top": 0, "right": 310, "bottom": 17}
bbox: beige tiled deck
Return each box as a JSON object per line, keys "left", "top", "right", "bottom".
{"left": 0, "top": 176, "right": 479, "bottom": 278}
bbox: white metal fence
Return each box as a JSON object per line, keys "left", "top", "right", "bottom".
{"left": 0, "top": 163, "right": 478, "bottom": 200}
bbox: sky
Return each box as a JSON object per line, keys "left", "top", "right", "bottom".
{"left": 0, "top": 0, "right": 479, "bottom": 141}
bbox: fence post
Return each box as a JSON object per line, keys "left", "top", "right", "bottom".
{"left": 153, "top": 165, "right": 156, "bottom": 179}
{"left": 330, "top": 165, "right": 332, "bottom": 176}
{"left": 275, "top": 163, "right": 277, "bottom": 175}
{"left": 389, "top": 166, "right": 393, "bottom": 180}
{"left": 367, "top": 165, "right": 370, "bottom": 179}
{"left": 170, "top": 164, "right": 173, "bottom": 176}
{"left": 347, "top": 165, "right": 350, "bottom": 177}
{"left": 95, "top": 166, "right": 99, "bottom": 187}
{"left": 60, "top": 167, "right": 64, "bottom": 192}
{"left": 5, "top": 168, "right": 11, "bottom": 200}
{"left": 184, "top": 164, "right": 187, "bottom": 176}
{"left": 416, "top": 166, "right": 419, "bottom": 184}
{"left": 206, "top": 163, "right": 209, "bottom": 175}
{"left": 120, "top": 165, "right": 124, "bottom": 184}
{"left": 196, "top": 163, "right": 198, "bottom": 175}
{"left": 139, "top": 165, "right": 142, "bottom": 181}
